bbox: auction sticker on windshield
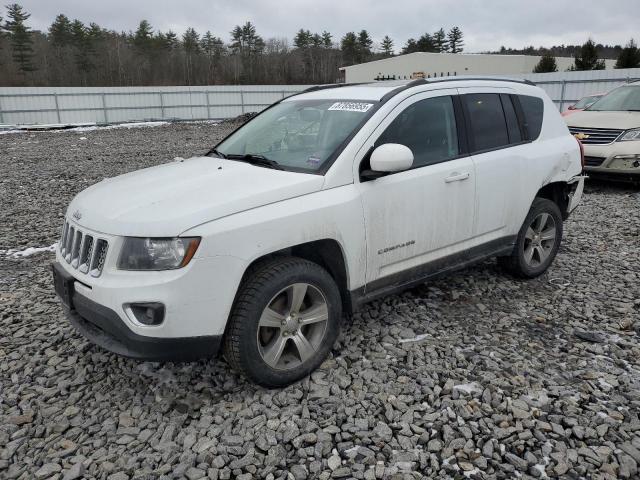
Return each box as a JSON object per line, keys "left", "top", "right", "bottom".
{"left": 328, "top": 102, "right": 374, "bottom": 112}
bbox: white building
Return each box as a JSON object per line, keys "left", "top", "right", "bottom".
{"left": 339, "top": 52, "right": 616, "bottom": 83}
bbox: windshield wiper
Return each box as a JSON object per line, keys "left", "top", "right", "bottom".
{"left": 206, "top": 148, "right": 227, "bottom": 158}
{"left": 225, "top": 154, "right": 284, "bottom": 170}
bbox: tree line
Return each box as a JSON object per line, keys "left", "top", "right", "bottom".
{"left": 0, "top": 4, "right": 468, "bottom": 86}
{"left": 0, "top": 3, "right": 638, "bottom": 86}
{"left": 502, "top": 39, "right": 640, "bottom": 73}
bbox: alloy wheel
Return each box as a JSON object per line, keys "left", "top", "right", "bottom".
{"left": 523, "top": 212, "right": 556, "bottom": 267}
{"left": 257, "top": 283, "right": 329, "bottom": 370}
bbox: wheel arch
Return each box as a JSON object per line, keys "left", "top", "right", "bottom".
{"left": 236, "top": 239, "right": 354, "bottom": 316}
{"left": 535, "top": 181, "right": 570, "bottom": 220}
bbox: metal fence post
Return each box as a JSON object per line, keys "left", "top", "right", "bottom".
{"left": 0, "top": 98, "right": 4, "bottom": 125}
{"left": 205, "top": 90, "right": 211, "bottom": 119}
{"left": 159, "top": 92, "right": 165, "bottom": 119}
{"left": 101, "top": 93, "right": 108, "bottom": 124}
{"left": 240, "top": 90, "right": 245, "bottom": 114}
{"left": 53, "top": 93, "right": 61, "bottom": 124}
{"left": 558, "top": 80, "right": 567, "bottom": 112}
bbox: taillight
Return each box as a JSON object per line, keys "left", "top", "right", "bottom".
{"left": 576, "top": 136, "right": 585, "bottom": 170}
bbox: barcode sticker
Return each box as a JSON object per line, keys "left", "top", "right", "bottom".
{"left": 328, "top": 102, "right": 374, "bottom": 112}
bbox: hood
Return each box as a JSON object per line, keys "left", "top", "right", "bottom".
{"left": 565, "top": 110, "right": 640, "bottom": 130}
{"left": 68, "top": 156, "right": 325, "bottom": 236}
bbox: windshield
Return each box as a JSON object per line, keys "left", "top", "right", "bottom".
{"left": 574, "top": 95, "right": 601, "bottom": 109}
{"left": 214, "top": 99, "right": 377, "bottom": 173}
{"left": 587, "top": 85, "right": 640, "bottom": 111}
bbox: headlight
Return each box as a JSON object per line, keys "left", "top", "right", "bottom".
{"left": 618, "top": 128, "right": 640, "bottom": 142}
{"left": 117, "top": 237, "right": 201, "bottom": 270}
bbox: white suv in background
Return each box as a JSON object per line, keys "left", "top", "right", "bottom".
{"left": 53, "top": 78, "right": 585, "bottom": 387}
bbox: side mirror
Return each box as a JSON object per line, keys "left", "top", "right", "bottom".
{"left": 370, "top": 143, "right": 414, "bottom": 172}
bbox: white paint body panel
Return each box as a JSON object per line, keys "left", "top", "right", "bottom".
{"left": 58, "top": 79, "right": 584, "bottom": 340}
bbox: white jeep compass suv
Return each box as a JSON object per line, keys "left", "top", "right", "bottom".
{"left": 53, "top": 78, "right": 585, "bottom": 387}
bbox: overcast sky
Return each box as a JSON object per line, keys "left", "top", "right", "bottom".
{"left": 11, "top": 0, "right": 638, "bottom": 53}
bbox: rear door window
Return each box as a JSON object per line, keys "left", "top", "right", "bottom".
{"left": 462, "top": 94, "right": 509, "bottom": 152}
{"left": 500, "top": 94, "right": 523, "bottom": 143}
{"left": 518, "top": 95, "right": 544, "bottom": 140}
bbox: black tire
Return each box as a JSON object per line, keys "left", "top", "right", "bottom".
{"left": 499, "top": 198, "right": 563, "bottom": 278}
{"left": 223, "top": 256, "right": 341, "bottom": 388}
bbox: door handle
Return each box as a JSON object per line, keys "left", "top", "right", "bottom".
{"left": 444, "top": 172, "right": 470, "bottom": 183}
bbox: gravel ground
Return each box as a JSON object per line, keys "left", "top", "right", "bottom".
{"left": 1, "top": 122, "right": 639, "bottom": 480}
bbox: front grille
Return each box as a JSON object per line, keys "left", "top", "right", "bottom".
{"left": 569, "top": 126, "right": 624, "bottom": 145}
{"left": 59, "top": 219, "right": 109, "bottom": 277}
{"left": 584, "top": 156, "right": 605, "bottom": 167}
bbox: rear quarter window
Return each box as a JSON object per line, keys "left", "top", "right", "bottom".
{"left": 518, "top": 95, "right": 544, "bottom": 140}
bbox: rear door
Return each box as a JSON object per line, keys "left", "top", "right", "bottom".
{"left": 458, "top": 89, "right": 528, "bottom": 242}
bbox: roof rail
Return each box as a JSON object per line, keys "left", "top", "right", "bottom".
{"left": 380, "top": 76, "right": 536, "bottom": 103}
{"left": 302, "top": 82, "right": 368, "bottom": 93}
{"left": 425, "top": 76, "right": 536, "bottom": 86}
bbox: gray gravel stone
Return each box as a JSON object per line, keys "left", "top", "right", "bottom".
{"left": 1, "top": 122, "right": 639, "bottom": 479}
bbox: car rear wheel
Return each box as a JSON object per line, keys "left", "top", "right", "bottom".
{"left": 223, "top": 257, "right": 341, "bottom": 388}
{"left": 499, "top": 198, "right": 563, "bottom": 278}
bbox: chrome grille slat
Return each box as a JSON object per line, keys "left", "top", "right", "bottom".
{"left": 79, "top": 236, "right": 94, "bottom": 273}
{"left": 58, "top": 218, "right": 108, "bottom": 277}
{"left": 569, "top": 126, "right": 624, "bottom": 145}
{"left": 65, "top": 227, "right": 75, "bottom": 262}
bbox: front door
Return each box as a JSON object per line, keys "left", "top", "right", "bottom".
{"left": 357, "top": 90, "right": 476, "bottom": 287}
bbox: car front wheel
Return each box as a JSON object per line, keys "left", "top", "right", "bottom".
{"left": 223, "top": 257, "right": 341, "bottom": 387}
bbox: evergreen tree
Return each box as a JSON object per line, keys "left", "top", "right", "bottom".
{"left": 340, "top": 31, "right": 358, "bottom": 65}
{"left": 574, "top": 39, "right": 605, "bottom": 70}
{"left": 134, "top": 20, "right": 153, "bottom": 52}
{"left": 4, "top": 3, "right": 36, "bottom": 74}
{"left": 294, "top": 29, "right": 312, "bottom": 49}
{"left": 533, "top": 52, "right": 558, "bottom": 73}
{"left": 381, "top": 35, "right": 394, "bottom": 56}
{"left": 49, "top": 14, "right": 73, "bottom": 48}
{"left": 162, "top": 30, "right": 179, "bottom": 50}
{"left": 402, "top": 38, "right": 418, "bottom": 54}
{"left": 433, "top": 28, "right": 448, "bottom": 53}
{"left": 615, "top": 39, "right": 640, "bottom": 69}
{"left": 357, "top": 30, "right": 372, "bottom": 62}
{"left": 200, "top": 31, "right": 224, "bottom": 57}
{"left": 182, "top": 27, "right": 200, "bottom": 53}
{"left": 416, "top": 33, "right": 436, "bottom": 52}
{"left": 447, "top": 26, "right": 464, "bottom": 53}
{"left": 70, "top": 19, "right": 94, "bottom": 79}
{"left": 321, "top": 31, "right": 332, "bottom": 48}
{"left": 230, "top": 22, "right": 264, "bottom": 56}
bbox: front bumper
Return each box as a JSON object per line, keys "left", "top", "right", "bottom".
{"left": 53, "top": 261, "right": 223, "bottom": 361}
{"left": 582, "top": 142, "right": 640, "bottom": 182}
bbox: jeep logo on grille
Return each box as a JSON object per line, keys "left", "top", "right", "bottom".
{"left": 72, "top": 210, "right": 82, "bottom": 221}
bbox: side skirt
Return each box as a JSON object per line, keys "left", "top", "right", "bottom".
{"left": 349, "top": 236, "right": 516, "bottom": 311}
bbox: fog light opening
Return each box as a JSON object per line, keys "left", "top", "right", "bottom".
{"left": 128, "top": 302, "right": 165, "bottom": 326}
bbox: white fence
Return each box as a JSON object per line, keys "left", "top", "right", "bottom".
{"left": 1, "top": 68, "right": 640, "bottom": 126}
{"left": 0, "top": 85, "right": 308, "bottom": 126}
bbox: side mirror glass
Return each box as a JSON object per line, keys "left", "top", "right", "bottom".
{"left": 370, "top": 143, "right": 414, "bottom": 172}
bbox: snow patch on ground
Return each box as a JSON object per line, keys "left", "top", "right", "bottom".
{"left": 398, "top": 333, "right": 430, "bottom": 343}
{"left": 2, "top": 243, "right": 58, "bottom": 258}
{"left": 66, "top": 121, "right": 170, "bottom": 133}
{"left": 453, "top": 382, "right": 483, "bottom": 395}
